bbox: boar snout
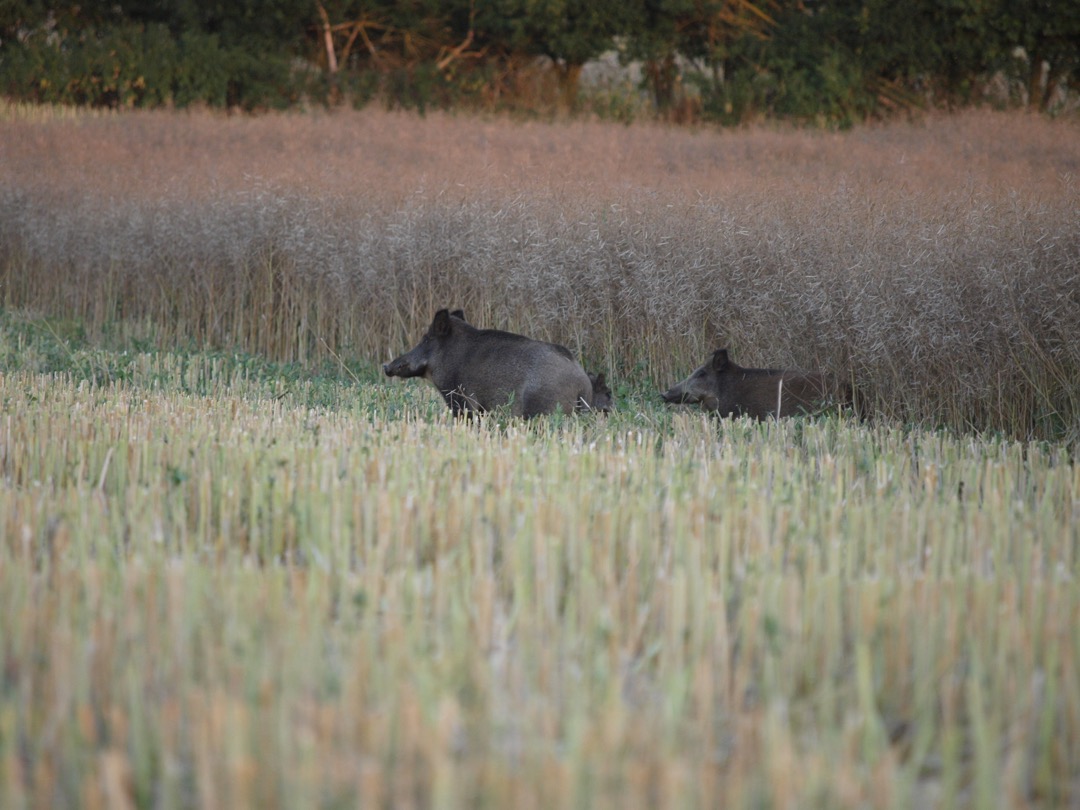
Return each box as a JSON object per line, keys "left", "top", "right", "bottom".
{"left": 661, "top": 386, "right": 687, "bottom": 404}
{"left": 384, "top": 355, "right": 422, "bottom": 378}
{"left": 662, "top": 381, "right": 718, "bottom": 410}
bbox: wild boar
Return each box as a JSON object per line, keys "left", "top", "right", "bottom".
{"left": 662, "top": 348, "right": 851, "bottom": 419}
{"left": 442, "top": 310, "right": 613, "bottom": 413}
{"left": 383, "top": 309, "right": 593, "bottom": 418}
{"left": 587, "top": 372, "right": 614, "bottom": 413}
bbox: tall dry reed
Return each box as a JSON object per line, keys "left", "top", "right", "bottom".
{"left": 2, "top": 107, "right": 1078, "bottom": 437}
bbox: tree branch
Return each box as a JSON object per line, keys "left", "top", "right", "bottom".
{"left": 315, "top": 1, "right": 338, "bottom": 74}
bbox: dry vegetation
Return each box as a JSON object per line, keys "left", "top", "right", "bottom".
{"left": 1, "top": 105, "right": 1079, "bottom": 807}
{"left": 1, "top": 105, "right": 1078, "bottom": 437}
{"left": 0, "top": 355, "right": 1077, "bottom": 808}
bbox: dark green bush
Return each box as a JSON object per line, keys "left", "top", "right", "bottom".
{"left": 0, "top": 22, "right": 300, "bottom": 109}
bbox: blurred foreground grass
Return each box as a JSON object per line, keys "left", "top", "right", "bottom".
{"left": 1, "top": 311, "right": 1078, "bottom": 808}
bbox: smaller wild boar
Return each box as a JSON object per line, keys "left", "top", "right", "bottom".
{"left": 586, "top": 372, "right": 614, "bottom": 413}
{"left": 662, "top": 348, "right": 851, "bottom": 419}
{"left": 384, "top": 309, "right": 594, "bottom": 418}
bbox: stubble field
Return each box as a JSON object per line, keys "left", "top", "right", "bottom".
{"left": 1, "top": 105, "right": 1079, "bottom": 807}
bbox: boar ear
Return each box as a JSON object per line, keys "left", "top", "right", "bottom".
{"left": 595, "top": 373, "right": 606, "bottom": 387}
{"left": 450, "top": 309, "right": 466, "bottom": 321}
{"left": 432, "top": 309, "right": 453, "bottom": 336}
{"left": 711, "top": 349, "right": 730, "bottom": 371}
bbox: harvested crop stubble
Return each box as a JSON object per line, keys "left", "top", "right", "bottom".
{"left": 0, "top": 360, "right": 1078, "bottom": 806}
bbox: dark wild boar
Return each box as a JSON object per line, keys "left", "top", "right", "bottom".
{"left": 587, "top": 372, "right": 614, "bottom": 413}
{"left": 662, "top": 348, "right": 852, "bottom": 419}
{"left": 384, "top": 309, "right": 593, "bottom": 418}
{"left": 442, "top": 309, "right": 613, "bottom": 413}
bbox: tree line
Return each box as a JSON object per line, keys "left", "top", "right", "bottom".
{"left": 2, "top": 1, "right": 1078, "bottom": 125}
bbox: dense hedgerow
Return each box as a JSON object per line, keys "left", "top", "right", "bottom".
{"left": 1, "top": 106, "right": 1078, "bottom": 438}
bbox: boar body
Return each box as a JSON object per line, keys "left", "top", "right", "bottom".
{"left": 384, "top": 309, "right": 593, "bottom": 418}
{"left": 662, "top": 348, "right": 851, "bottom": 419}
{"left": 441, "top": 310, "right": 613, "bottom": 413}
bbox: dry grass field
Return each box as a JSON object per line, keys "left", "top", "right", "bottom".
{"left": 1, "top": 105, "right": 1079, "bottom": 807}
{"left": 0, "top": 349, "right": 1077, "bottom": 808}
{"left": 2, "top": 104, "right": 1078, "bottom": 436}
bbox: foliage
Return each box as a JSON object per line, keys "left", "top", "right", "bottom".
{"left": 993, "top": 0, "right": 1080, "bottom": 112}
{"left": 485, "top": 0, "right": 624, "bottom": 108}
{"left": 0, "top": 2, "right": 303, "bottom": 109}
{"left": 620, "top": 0, "right": 777, "bottom": 119}
{"left": 2, "top": 0, "right": 1078, "bottom": 121}
{"left": 0, "top": 26, "right": 291, "bottom": 109}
